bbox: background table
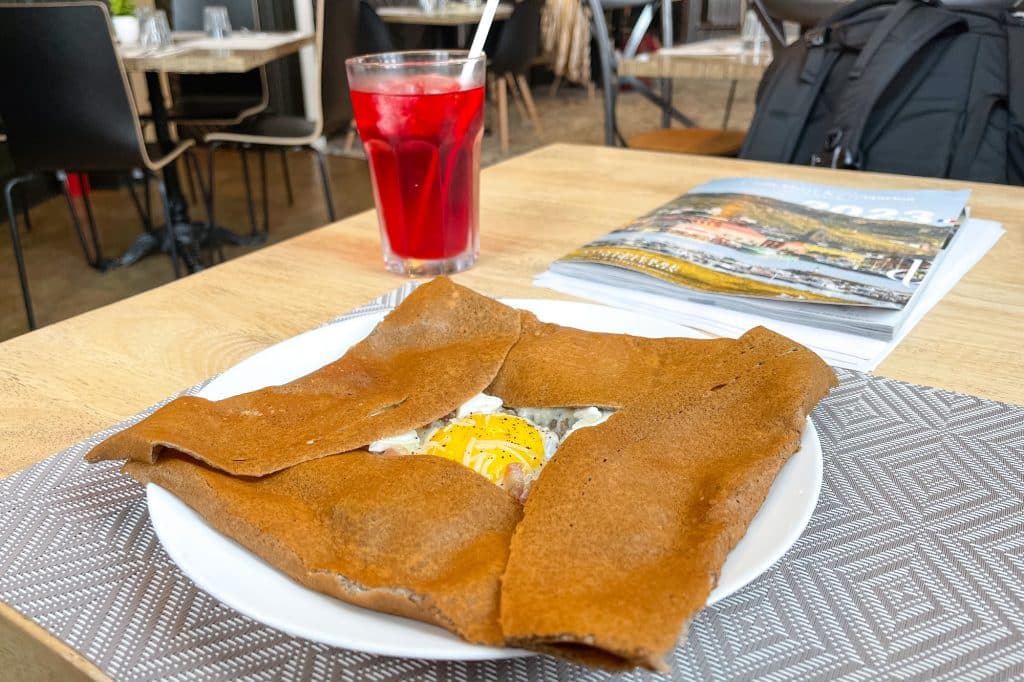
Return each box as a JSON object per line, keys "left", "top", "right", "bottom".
{"left": 0, "top": 143, "right": 1022, "bottom": 678}
{"left": 620, "top": 37, "right": 772, "bottom": 81}
{"left": 121, "top": 31, "right": 312, "bottom": 74}
{"left": 376, "top": 2, "right": 513, "bottom": 25}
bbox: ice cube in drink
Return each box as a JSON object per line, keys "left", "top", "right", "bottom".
{"left": 351, "top": 73, "right": 485, "bottom": 275}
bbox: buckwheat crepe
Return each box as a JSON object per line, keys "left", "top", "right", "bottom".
{"left": 86, "top": 277, "right": 837, "bottom": 670}
{"left": 495, "top": 326, "right": 835, "bottom": 671}
{"left": 125, "top": 450, "right": 522, "bottom": 645}
{"left": 86, "top": 277, "right": 523, "bottom": 477}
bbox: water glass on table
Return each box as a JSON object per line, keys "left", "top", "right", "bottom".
{"left": 140, "top": 9, "right": 172, "bottom": 49}
{"left": 346, "top": 51, "right": 486, "bottom": 277}
{"left": 203, "top": 6, "right": 232, "bottom": 38}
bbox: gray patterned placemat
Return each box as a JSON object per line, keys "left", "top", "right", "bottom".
{"left": 2, "top": 286, "right": 1023, "bottom": 681}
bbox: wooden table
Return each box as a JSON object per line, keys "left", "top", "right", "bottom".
{"left": 377, "top": 2, "right": 513, "bottom": 25}
{"left": 1, "top": 143, "right": 1023, "bottom": 677}
{"left": 120, "top": 31, "right": 313, "bottom": 74}
{"left": 619, "top": 37, "right": 772, "bottom": 81}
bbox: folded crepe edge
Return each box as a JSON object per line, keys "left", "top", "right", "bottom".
{"left": 123, "top": 456, "right": 512, "bottom": 646}
{"left": 85, "top": 277, "right": 530, "bottom": 477}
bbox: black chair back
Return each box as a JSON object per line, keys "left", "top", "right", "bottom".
{"left": 357, "top": 0, "right": 395, "bottom": 54}
{"left": 0, "top": 2, "right": 149, "bottom": 172}
{"left": 320, "top": 0, "right": 360, "bottom": 137}
{"left": 171, "top": 0, "right": 264, "bottom": 103}
{"left": 488, "top": 0, "right": 542, "bottom": 75}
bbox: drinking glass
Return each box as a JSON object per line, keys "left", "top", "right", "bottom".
{"left": 346, "top": 51, "right": 486, "bottom": 277}
{"left": 203, "top": 6, "right": 232, "bottom": 38}
{"left": 140, "top": 9, "right": 172, "bottom": 49}
{"left": 740, "top": 9, "right": 768, "bottom": 56}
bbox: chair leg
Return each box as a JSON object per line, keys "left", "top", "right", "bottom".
{"left": 58, "top": 172, "right": 97, "bottom": 267}
{"left": 5, "top": 175, "right": 36, "bottom": 330}
{"left": 125, "top": 174, "right": 154, "bottom": 236}
{"left": 79, "top": 182, "right": 105, "bottom": 264}
{"left": 154, "top": 176, "right": 183, "bottom": 279}
{"left": 343, "top": 124, "right": 358, "bottom": 154}
{"left": 549, "top": 74, "right": 562, "bottom": 97}
{"left": 259, "top": 149, "right": 270, "bottom": 237}
{"left": 20, "top": 184, "right": 32, "bottom": 233}
{"left": 516, "top": 74, "right": 543, "bottom": 136}
{"left": 207, "top": 142, "right": 226, "bottom": 264}
{"left": 722, "top": 79, "right": 738, "bottom": 130}
{"left": 313, "top": 148, "right": 336, "bottom": 222}
{"left": 279, "top": 149, "right": 294, "bottom": 206}
{"left": 186, "top": 150, "right": 212, "bottom": 225}
{"left": 239, "top": 147, "right": 259, "bottom": 238}
{"left": 183, "top": 151, "right": 200, "bottom": 206}
{"left": 505, "top": 74, "right": 528, "bottom": 121}
{"left": 496, "top": 75, "right": 509, "bottom": 153}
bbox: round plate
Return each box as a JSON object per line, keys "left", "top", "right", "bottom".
{"left": 147, "top": 298, "right": 822, "bottom": 660}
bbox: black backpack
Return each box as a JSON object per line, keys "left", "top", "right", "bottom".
{"left": 740, "top": 0, "right": 1024, "bottom": 185}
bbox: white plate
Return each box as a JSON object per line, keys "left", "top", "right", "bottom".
{"left": 148, "top": 299, "right": 821, "bottom": 661}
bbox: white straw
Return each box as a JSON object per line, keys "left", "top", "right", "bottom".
{"left": 461, "top": 0, "right": 500, "bottom": 85}
{"left": 468, "top": 0, "right": 500, "bottom": 59}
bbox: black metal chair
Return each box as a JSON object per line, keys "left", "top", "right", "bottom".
{"left": 167, "top": 0, "right": 269, "bottom": 127}
{"left": 0, "top": 1, "right": 195, "bottom": 331}
{"left": 357, "top": 0, "right": 395, "bottom": 54}
{"left": 165, "top": 0, "right": 287, "bottom": 211}
{"left": 487, "top": 0, "right": 543, "bottom": 153}
{"left": 587, "top": 0, "right": 746, "bottom": 156}
{"left": 204, "top": 0, "right": 359, "bottom": 234}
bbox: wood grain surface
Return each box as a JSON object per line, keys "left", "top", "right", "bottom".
{"left": 619, "top": 50, "right": 771, "bottom": 81}
{"left": 1, "top": 142, "right": 1022, "bottom": 678}
{"left": 121, "top": 33, "right": 312, "bottom": 73}
{"left": 377, "top": 3, "right": 512, "bottom": 25}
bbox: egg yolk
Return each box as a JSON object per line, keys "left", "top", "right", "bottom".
{"left": 420, "top": 413, "right": 545, "bottom": 485}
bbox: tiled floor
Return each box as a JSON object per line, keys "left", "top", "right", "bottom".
{"left": 0, "top": 80, "right": 757, "bottom": 341}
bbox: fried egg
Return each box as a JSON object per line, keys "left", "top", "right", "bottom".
{"left": 368, "top": 393, "right": 612, "bottom": 498}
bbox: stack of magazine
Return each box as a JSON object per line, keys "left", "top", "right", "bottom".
{"left": 536, "top": 178, "right": 1004, "bottom": 370}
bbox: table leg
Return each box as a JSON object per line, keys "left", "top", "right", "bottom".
{"left": 111, "top": 73, "right": 258, "bottom": 273}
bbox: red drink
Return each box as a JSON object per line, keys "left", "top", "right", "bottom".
{"left": 347, "top": 53, "right": 486, "bottom": 276}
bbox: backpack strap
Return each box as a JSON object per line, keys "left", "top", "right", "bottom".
{"left": 948, "top": 94, "right": 1003, "bottom": 179}
{"left": 740, "top": 30, "right": 841, "bottom": 163}
{"left": 1007, "top": 12, "right": 1024, "bottom": 184}
{"left": 812, "top": 0, "right": 966, "bottom": 169}
{"left": 1008, "top": 12, "right": 1024, "bottom": 126}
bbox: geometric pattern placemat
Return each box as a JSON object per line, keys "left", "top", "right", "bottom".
{"left": 2, "top": 285, "right": 1022, "bottom": 681}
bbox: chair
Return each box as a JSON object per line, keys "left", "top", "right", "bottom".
{"left": 587, "top": 0, "right": 746, "bottom": 156}
{"left": 0, "top": 1, "right": 195, "bottom": 330}
{"left": 167, "top": 0, "right": 268, "bottom": 127}
{"left": 357, "top": 0, "right": 395, "bottom": 55}
{"left": 341, "top": 0, "right": 395, "bottom": 154}
{"left": 166, "top": 0, "right": 288, "bottom": 211}
{"left": 487, "top": 0, "right": 544, "bottom": 153}
{"left": 204, "top": 0, "right": 359, "bottom": 234}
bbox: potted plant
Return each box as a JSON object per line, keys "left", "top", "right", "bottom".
{"left": 110, "top": 0, "right": 139, "bottom": 45}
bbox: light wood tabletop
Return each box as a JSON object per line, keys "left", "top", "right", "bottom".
{"left": 619, "top": 38, "right": 772, "bottom": 81}
{"left": 0, "top": 143, "right": 1023, "bottom": 679}
{"left": 377, "top": 2, "right": 512, "bottom": 25}
{"left": 2, "top": 143, "right": 1022, "bottom": 480}
{"left": 120, "top": 31, "right": 312, "bottom": 73}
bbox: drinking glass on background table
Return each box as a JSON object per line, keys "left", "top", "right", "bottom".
{"left": 203, "top": 6, "right": 232, "bottom": 38}
{"left": 346, "top": 51, "right": 486, "bottom": 277}
{"left": 140, "top": 9, "right": 171, "bottom": 49}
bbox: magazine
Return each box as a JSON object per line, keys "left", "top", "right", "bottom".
{"left": 537, "top": 178, "right": 1004, "bottom": 369}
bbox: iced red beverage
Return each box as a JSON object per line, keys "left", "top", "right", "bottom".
{"left": 347, "top": 52, "right": 486, "bottom": 276}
